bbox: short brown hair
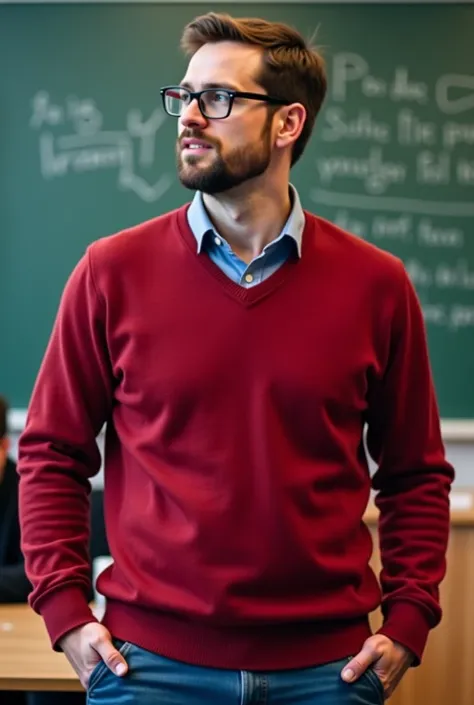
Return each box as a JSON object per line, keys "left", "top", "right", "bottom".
{"left": 0, "top": 395, "right": 8, "bottom": 439}
{"left": 180, "top": 12, "right": 327, "bottom": 166}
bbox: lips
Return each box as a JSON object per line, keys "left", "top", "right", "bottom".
{"left": 181, "top": 138, "right": 213, "bottom": 150}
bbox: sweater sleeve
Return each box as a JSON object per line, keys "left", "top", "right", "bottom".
{"left": 18, "top": 247, "right": 113, "bottom": 648}
{"left": 365, "top": 262, "right": 454, "bottom": 664}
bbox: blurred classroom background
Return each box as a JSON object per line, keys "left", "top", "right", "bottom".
{"left": 1, "top": 1, "right": 473, "bottom": 704}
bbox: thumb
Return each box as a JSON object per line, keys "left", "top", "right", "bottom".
{"left": 94, "top": 636, "right": 129, "bottom": 677}
{"left": 341, "top": 646, "right": 375, "bottom": 683}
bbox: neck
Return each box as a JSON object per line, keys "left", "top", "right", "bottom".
{"left": 201, "top": 179, "right": 292, "bottom": 264}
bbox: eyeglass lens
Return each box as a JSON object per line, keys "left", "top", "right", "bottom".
{"left": 164, "top": 88, "right": 231, "bottom": 118}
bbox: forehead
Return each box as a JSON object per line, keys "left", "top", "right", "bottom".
{"left": 182, "top": 41, "right": 264, "bottom": 90}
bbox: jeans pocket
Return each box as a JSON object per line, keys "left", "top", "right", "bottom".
{"left": 87, "top": 639, "right": 132, "bottom": 695}
{"left": 361, "top": 667, "right": 385, "bottom": 703}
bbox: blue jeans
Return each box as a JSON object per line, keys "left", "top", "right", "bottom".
{"left": 87, "top": 639, "right": 384, "bottom": 705}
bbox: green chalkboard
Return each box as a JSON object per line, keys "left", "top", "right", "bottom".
{"left": 1, "top": 3, "right": 473, "bottom": 419}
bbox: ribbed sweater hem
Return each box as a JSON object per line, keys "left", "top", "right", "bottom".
{"left": 102, "top": 600, "right": 372, "bottom": 671}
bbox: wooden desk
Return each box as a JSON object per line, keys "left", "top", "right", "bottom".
{"left": 0, "top": 604, "right": 83, "bottom": 692}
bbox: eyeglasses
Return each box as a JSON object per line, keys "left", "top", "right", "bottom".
{"left": 160, "top": 85, "right": 290, "bottom": 120}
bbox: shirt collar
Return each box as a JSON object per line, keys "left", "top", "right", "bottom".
{"left": 187, "top": 185, "right": 305, "bottom": 258}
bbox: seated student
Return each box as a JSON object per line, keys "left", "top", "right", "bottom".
{"left": 0, "top": 395, "right": 30, "bottom": 602}
{"left": 0, "top": 395, "right": 29, "bottom": 705}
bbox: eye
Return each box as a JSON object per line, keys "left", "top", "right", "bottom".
{"left": 208, "top": 90, "right": 229, "bottom": 104}
{"left": 177, "top": 90, "right": 190, "bottom": 103}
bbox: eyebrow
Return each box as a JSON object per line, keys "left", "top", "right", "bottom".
{"left": 179, "top": 81, "right": 243, "bottom": 93}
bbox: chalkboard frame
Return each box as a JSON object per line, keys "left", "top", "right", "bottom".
{"left": 2, "top": 0, "right": 474, "bottom": 5}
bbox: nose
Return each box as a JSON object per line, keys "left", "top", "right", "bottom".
{"left": 179, "top": 97, "right": 208, "bottom": 130}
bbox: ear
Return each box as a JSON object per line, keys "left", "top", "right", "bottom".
{"left": 274, "top": 103, "right": 306, "bottom": 152}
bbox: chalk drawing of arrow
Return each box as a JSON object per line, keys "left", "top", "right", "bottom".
{"left": 436, "top": 74, "right": 474, "bottom": 114}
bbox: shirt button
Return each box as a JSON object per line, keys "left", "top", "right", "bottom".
{"left": 214, "top": 236, "right": 222, "bottom": 246}
{"left": 245, "top": 273, "right": 254, "bottom": 283}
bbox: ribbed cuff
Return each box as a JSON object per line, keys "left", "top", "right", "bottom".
{"left": 36, "top": 585, "right": 98, "bottom": 651}
{"left": 377, "top": 601, "right": 432, "bottom": 665}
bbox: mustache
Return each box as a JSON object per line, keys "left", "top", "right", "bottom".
{"left": 178, "top": 131, "right": 220, "bottom": 149}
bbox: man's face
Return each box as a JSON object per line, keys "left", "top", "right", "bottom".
{"left": 176, "top": 42, "right": 278, "bottom": 194}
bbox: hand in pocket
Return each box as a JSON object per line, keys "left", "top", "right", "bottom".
{"left": 58, "top": 622, "right": 129, "bottom": 689}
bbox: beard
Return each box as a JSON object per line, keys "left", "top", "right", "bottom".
{"left": 177, "top": 116, "right": 273, "bottom": 194}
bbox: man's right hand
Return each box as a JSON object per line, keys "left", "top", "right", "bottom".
{"left": 58, "top": 622, "right": 129, "bottom": 689}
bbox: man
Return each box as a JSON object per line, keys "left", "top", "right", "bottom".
{"left": 18, "top": 12, "right": 454, "bottom": 705}
{"left": 0, "top": 395, "right": 30, "bottom": 603}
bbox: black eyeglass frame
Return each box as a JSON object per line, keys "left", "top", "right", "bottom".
{"left": 160, "top": 85, "right": 290, "bottom": 119}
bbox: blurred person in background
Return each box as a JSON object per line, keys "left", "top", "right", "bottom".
{"left": 0, "top": 394, "right": 29, "bottom": 705}
{"left": 0, "top": 395, "right": 30, "bottom": 603}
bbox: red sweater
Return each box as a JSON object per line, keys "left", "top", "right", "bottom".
{"left": 18, "top": 206, "right": 453, "bottom": 669}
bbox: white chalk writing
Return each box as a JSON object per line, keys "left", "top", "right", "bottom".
{"left": 30, "top": 91, "right": 172, "bottom": 202}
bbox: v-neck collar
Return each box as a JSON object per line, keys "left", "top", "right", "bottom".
{"left": 176, "top": 205, "right": 314, "bottom": 308}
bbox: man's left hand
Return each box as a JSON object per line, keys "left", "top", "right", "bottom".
{"left": 341, "top": 634, "right": 415, "bottom": 699}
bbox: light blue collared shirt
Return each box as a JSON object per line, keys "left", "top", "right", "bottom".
{"left": 186, "top": 185, "right": 305, "bottom": 288}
